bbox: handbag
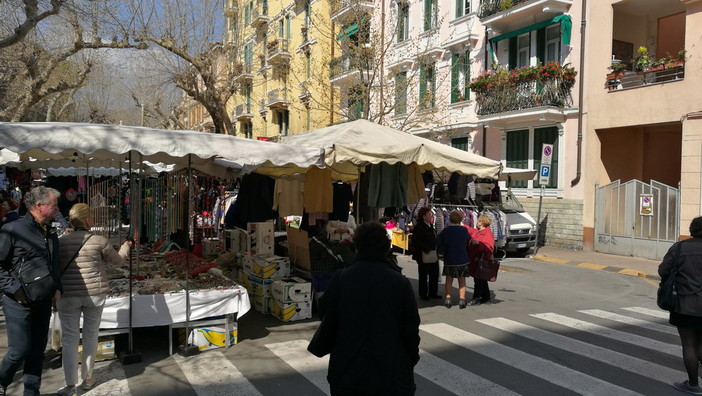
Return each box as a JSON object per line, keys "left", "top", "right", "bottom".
{"left": 473, "top": 254, "right": 500, "bottom": 282}
{"left": 421, "top": 250, "right": 438, "bottom": 263}
{"left": 307, "top": 307, "right": 338, "bottom": 357}
{"left": 658, "top": 241, "right": 683, "bottom": 311}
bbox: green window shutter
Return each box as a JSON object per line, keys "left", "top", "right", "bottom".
{"left": 536, "top": 27, "right": 545, "bottom": 65}
{"left": 419, "top": 66, "right": 427, "bottom": 108}
{"left": 424, "top": 0, "right": 432, "bottom": 31}
{"left": 463, "top": 50, "right": 470, "bottom": 100}
{"left": 286, "top": 16, "right": 291, "bottom": 40}
{"left": 451, "top": 54, "right": 459, "bottom": 103}
{"left": 506, "top": 129, "right": 529, "bottom": 188}
{"left": 508, "top": 36, "right": 517, "bottom": 70}
{"left": 455, "top": 0, "right": 463, "bottom": 18}
{"left": 534, "top": 127, "right": 558, "bottom": 188}
{"left": 429, "top": 63, "right": 436, "bottom": 107}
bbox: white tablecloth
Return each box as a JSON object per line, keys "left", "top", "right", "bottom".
{"left": 100, "top": 286, "right": 250, "bottom": 329}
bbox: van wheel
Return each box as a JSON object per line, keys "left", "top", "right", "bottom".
{"left": 516, "top": 247, "right": 531, "bottom": 254}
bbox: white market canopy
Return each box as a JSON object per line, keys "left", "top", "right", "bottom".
{"left": 283, "top": 119, "right": 502, "bottom": 181}
{"left": 0, "top": 122, "right": 325, "bottom": 177}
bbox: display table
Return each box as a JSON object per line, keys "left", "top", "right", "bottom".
{"left": 100, "top": 286, "right": 250, "bottom": 329}
{"left": 391, "top": 229, "right": 410, "bottom": 253}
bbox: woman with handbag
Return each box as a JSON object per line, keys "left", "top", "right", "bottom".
{"left": 437, "top": 210, "right": 471, "bottom": 309}
{"left": 658, "top": 216, "right": 702, "bottom": 396}
{"left": 411, "top": 206, "right": 441, "bottom": 300}
{"left": 467, "top": 215, "right": 495, "bottom": 306}
{"left": 55, "top": 204, "right": 132, "bottom": 396}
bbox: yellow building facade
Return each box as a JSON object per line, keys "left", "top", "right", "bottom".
{"left": 225, "top": 0, "right": 334, "bottom": 140}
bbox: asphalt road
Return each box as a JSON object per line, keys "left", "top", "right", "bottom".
{"left": 1, "top": 254, "right": 685, "bottom": 395}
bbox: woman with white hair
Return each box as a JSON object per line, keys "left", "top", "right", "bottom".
{"left": 56, "top": 203, "right": 132, "bottom": 396}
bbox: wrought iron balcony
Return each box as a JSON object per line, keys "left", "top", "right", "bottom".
{"left": 479, "top": 0, "right": 531, "bottom": 19}
{"left": 473, "top": 78, "right": 574, "bottom": 116}
{"left": 266, "top": 88, "right": 290, "bottom": 108}
{"left": 330, "top": 0, "right": 374, "bottom": 22}
{"left": 234, "top": 103, "right": 253, "bottom": 120}
{"left": 251, "top": 5, "right": 270, "bottom": 27}
{"left": 266, "top": 39, "right": 291, "bottom": 66}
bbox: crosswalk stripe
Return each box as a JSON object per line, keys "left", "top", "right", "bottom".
{"left": 416, "top": 349, "right": 519, "bottom": 395}
{"left": 421, "top": 323, "right": 640, "bottom": 395}
{"left": 265, "top": 339, "right": 330, "bottom": 395}
{"left": 622, "top": 306, "right": 670, "bottom": 319}
{"left": 531, "top": 313, "right": 681, "bottom": 356}
{"left": 579, "top": 309, "right": 678, "bottom": 335}
{"left": 173, "top": 350, "right": 263, "bottom": 396}
{"left": 84, "top": 360, "right": 132, "bottom": 396}
{"left": 478, "top": 317, "right": 680, "bottom": 384}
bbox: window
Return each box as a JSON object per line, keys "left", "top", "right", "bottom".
{"left": 244, "top": 83, "right": 252, "bottom": 111}
{"left": 419, "top": 62, "right": 436, "bottom": 109}
{"left": 452, "top": 137, "right": 469, "bottom": 151}
{"left": 395, "top": 71, "right": 408, "bottom": 115}
{"left": 450, "top": 50, "right": 470, "bottom": 103}
{"left": 279, "top": 19, "right": 284, "bottom": 38}
{"left": 285, "top": 15, "right": 291, "bottom": 40}
{"left": 242, "top": 121, "right": 252, "bottom": 139}
{"left": 544, "top": 25, "right": 561, "bottom": 63}
{"left": 423, "top": 0, "right": 437, "bottom": 31}
{"left": 303, "top": 0, "right": 311, "bottom": 41}
{"left": 397, "top": 2, "right": 409, "bottom": 43}
{"left": 517, "top": 34, "right": 530, "bottom": 67}
{"left": 505, "top": 126, "right": 559, "bottom": 189}
{"left": 455, "top": 0, "right": 470, "bottom": 18}
{"left": 245, "top": 1, "right": 252, "bottom": 25}
{"left": 276, "top": 110, "right": 289, "bottom": 136}
{"left": 244, "top": 42, "right": 253, "bottom": 65}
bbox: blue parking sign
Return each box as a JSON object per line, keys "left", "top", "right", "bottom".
{"left": 541, "top": 165, "right": 550, "bottom": 177}
{"left": 539, "top": 165, "right": 551, "bottom": 185}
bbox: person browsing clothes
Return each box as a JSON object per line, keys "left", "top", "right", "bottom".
{"left": 411, "top": 206, "right": 441, "bottom": 300}
{"left": 467, "top": 215, "right": 495, "bottom": 305}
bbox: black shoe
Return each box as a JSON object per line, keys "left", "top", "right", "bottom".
{"left": 430, "top": 295, "right": 443, "bottom": 299}
{"left": 469, "top": 298, "right": 481, "bottom": 306}
{"left": 444, "top": 298, "right": 452, "bottom": 308}
{"left": 459, "top": 299, "right": 467, "bottom": 309}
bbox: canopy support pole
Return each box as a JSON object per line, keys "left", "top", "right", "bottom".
{"left": 179, "top": 154, "right": 199, "bottom": 356}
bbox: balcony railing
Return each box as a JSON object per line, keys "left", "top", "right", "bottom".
{"left": 330, "top": 0, "right": 374, "bottom": 21}
{"left": 251, "top": 5, "right": 270, "bottom": 27}
{"left": 329, "top": 48, "right": 372, "bottom": 80}
{"left": 266, "top": 39, "right": 291, "bottom": 65}
{"left": 234, "top": 62, "right": 254, "bottom": 83}
{"left": 606, "top": 66, "right": 684, "bottom": 91}
{"left": 479, "top": 0, "right": 531, "bottom": 19}
{"left": 235, "top": 103, "right": 253, "bottom": 119}
{"left": 224, "top": 3, "right": 238, "bottom": 16}
{"left": 266, "top": 88, "right": 290, "bottom": 108}
{"left": 473, "top": 79, "right": 573, "bottom": 115}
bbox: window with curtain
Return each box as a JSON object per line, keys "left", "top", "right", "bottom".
{"left": 545, "top": 25, "right": 561, "bottom": 63}
{"left": 397, "top": 2, "right": 409, "bottom": 43}
{"left": 419, "top": 62, "right": 436, "bottom": 109}
{"left": 455, "top": 0, "right": 470, "bottom": 18}
{"left": 424, "top": 0, "right": 437, "bottom": 31}
{"left": 450, "top": 49, "right": 470, "bottom": 103}
{"left": 395, "top": 71, "right": 408, "bottom": 115}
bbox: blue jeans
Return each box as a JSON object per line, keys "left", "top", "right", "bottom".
{"left": 0, "top": 294, "right": 52, "bottom": 394}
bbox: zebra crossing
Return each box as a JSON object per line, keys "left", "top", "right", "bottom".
{"left": 57, "top": 306, "right": 685, "bottom": 396}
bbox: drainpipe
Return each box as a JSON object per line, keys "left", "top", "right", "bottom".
{"left": 570, "top": 0, "right": 587, "bottom": 187}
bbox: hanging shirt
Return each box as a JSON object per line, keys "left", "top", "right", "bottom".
{"left": 368, "top": 163, "right": 408, "bottom": 208}
{"left": 303, "top": 168, "right": 333, "bottom": 213}
{"left": 274, "top": 178, "right": 305, "bottom": 217}
{"left": 330, "top": 182, "right": 354, "bottom": 221}
{"left": 407, "top": 164, "right": 427, "bottom": 206}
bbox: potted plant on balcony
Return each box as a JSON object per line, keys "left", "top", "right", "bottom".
{"left": 266, "top": 39, "right": 279, "bottom": 50}
{"left": 634, "top": 46, "right": 651, "bottom": 72}
{"left": 607, "top": 61, "right": 628, "bottom": 80}
{"left": 665, "top": 49, "right": 686, "bottom": 69}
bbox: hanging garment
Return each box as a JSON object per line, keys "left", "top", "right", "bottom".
{"left": 273, "top": 178, "right": 305, "bottom": 217}
{"left": 304, "top": 168, "right": 333, "bottom": 213}
{"left": 368, "top": 163, "right": 408, "bottom": 208}
{"left": 330, "top": 182, "right": 354, "bottom": 221}
{"left": 407, "top": 164, "right": 427, "bottom": 206}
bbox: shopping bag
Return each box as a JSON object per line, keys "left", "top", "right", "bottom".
{"left": 50, "top": 311, "right": 62, "bottom": 351}
{"left": 473, "top": 256, "right": 500, "bottom": 282}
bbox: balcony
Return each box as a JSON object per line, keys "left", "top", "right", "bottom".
{"left": 224, "top": 3, "right": 238, "bottom": 17}
{"left": 442, "top": 14, "right": 480, "bottom": 51}
{"left": 266, "top": 39, "right": 291, "bottom": 66}
{"left": 330, "top": 0, "right": 374, "bottom": 23}
{"left": 329, "top": 48, "right": 373, "bottom": 85}
{"left": 470, "top": 64, "right": 576, "bottom": 116}
{"left": 479, "top": 0, "right": 572, "bottom": 33}
{"left": 234, "top": 63, "right": 254, "bottom": 84}
{"left": 234, "top": 103, "right": 253, "bottom": 120}
{"left": 298, "top": 82, "right": 311, "bottom": 105}
{"left": 266, "top": 88, "right": 290, "bottom": 109}
{"left": 251, "top": 5, "right": 270, "bottom": 28}
{"left": 606, "top": 65, "right": 685, "bottom": 92}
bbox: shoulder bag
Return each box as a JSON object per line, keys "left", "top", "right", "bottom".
{"left": 657, "top": 241, "right": 683, "bottom": 311}
{"left": 473, "top": 252, "right": 500, "bottom": 282}
{"left": 421, "top": 249, "right": 438, "bottom": 263}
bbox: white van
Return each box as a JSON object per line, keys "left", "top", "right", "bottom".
{"left": 499, "top": 190, "right": 537, "bottom": 254}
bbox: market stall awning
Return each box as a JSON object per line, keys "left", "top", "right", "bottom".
{"left": 282, "top": 119, "right": 502, "bottom": 181}
{"left": 0, "top": 122, "right": 325, "bottom": 177}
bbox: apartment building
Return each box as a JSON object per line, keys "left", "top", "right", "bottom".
{"left": 584, "top": 0, "right": 701, "bottom": 259}
{"left": 225, "top": 0, "right": 333, "bottom": 140}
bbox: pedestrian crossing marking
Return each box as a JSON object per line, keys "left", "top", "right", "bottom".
{"left": 531, "top": 312, "right": 681, "bottom": 356}
{"left": 477, "top": 317, "right": 681, "bottom": 384}
{"left": 173, "top": 350, "right": 263, "bottom": 396}
{"left": 579, "top": 309, "right": 677, "bottom": 335}
{"left": 622, "top": 306, "right": 669, "bottom": 319}
{"left": 416, "top": 349, "right": 519, "bottom": 395}
{"left": 265, "top": 339, "right": 330, "bottom": 395}
{"left": 421, "top": 322, "right": 640, "bottom": 395}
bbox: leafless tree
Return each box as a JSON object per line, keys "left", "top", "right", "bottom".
{"left": 0, "top": 0, "right": 65, "bottom": 49}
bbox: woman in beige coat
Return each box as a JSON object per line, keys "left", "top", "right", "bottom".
{"left": 56, "top": 204, "right": 131, "bottom": 396}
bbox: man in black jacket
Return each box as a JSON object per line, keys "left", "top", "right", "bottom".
{"left": 0, "top": 186, "right": 62, "bottom": 396}
{"left": 320, "top": 221, "right": 420, "bottom": 395}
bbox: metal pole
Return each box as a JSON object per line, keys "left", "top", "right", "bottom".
{"left": 533, "top": 185, "right": 545, "bottom": 256}
{"left": 179, "top": 154, "right": 199, "bottom": 356}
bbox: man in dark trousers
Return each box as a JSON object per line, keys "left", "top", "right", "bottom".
{"left": 0, "top": 186, "right": 63, "bottom": 396}
{"left": 320, "top": 221, "right": 421, "bottom": 395}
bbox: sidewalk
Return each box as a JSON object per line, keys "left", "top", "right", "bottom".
{"left": 530, "top": 246, "right": 663, "bottom": 281}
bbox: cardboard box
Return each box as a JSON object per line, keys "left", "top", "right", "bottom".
{"left": 287, "top": 226, "right": 311, "bottom": 270}
{"left": 251, "top": 294, "right": 272, "bottom": 314}
{"left": 248, "top": 255, "right": 291, "bottom": 279}
{"left": 78, "top": 337, "right": 116, "bottom": 362}
{"left": 225, "top": 228, "right": 248, "bottom": 254}
{"left": 270, "top": 300, "right": 312, "bottom": 322}
{"left": 272, "top": 277, "right": 312, "bottom": 303}
{"left": 247, "top": 274, "right": 273, "bottom": 297}
{"left": 188, "top": 324, "right": 238, "bottom": 351}
{"left": 247, "top": 222, "right": 274, "bottom": 257}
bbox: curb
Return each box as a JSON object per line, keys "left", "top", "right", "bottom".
{"left": 531, "top": 255, "right": 661, "bottom": 282}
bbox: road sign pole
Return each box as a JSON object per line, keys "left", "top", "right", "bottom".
{"left": 534, "top": 185, "right": 545, "bottom": 256}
